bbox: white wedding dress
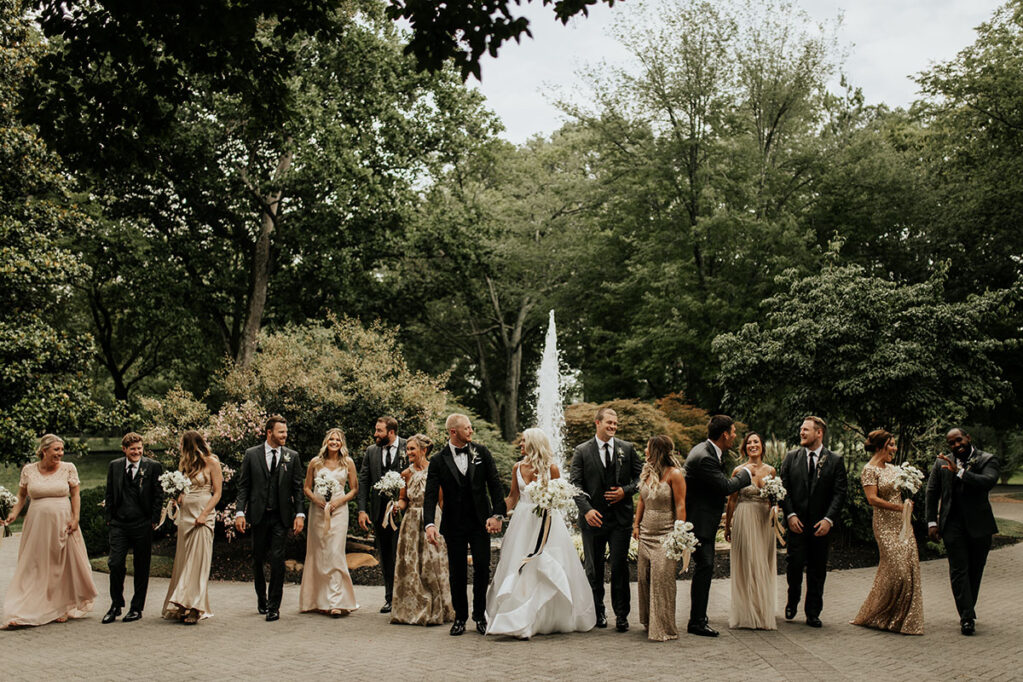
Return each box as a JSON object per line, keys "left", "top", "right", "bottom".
{"left": 485, "top": 467, "right": 596, "bottom": 638}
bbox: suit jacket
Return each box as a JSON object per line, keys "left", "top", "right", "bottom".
{"left": 570, "top": 437, "right": 643, "bottom": 530}
{"left": 235, "top": 444, "right": 306, "bottom": 527}
{"left": 925, "top": 448, "right": 999, "bottom": 538}
{"left": 683, "top": 441, "right": 752, "bottom": 539}
{"left": 104, "top": 456, "right": 164, "bottom": 527}
{"left": 357, "top": 437, "right": 407, "bottom": 524}
{"left": 422, "top": 442, "right": 506, "bottom": 535}
{"left": 779, "top": 446, "right": 847, "bottom": 525}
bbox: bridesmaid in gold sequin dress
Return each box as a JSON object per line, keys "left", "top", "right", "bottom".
{"left": 633, "top": 435, "right": 686, "bottom": 641}
{"left": 851, "top": 429, "right": 923, "bottom": 635}
{"left": 391, "top": 434, "right": 455, "bottom": 625}
{"left": 162, "top": 431, "right": 223, "bottom": 624}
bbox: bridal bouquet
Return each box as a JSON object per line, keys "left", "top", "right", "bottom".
{"left": 893, "top": 463, "right": 925, "bottom": 541}
{"left": 524, "top": 478, "right": 581, "bottom": 520}
{"left": 662, "top": 520, "right": 699, "bottom": 571}
{"left": 0, "top": 485, "right": 17, "bottom": 539}
{"left": 314, "top": 470, "right": 343, "bottom": 502}
{"left": 758, "top": 475, "right": 787, "bottom": 504}
{"left": 374, "top": 470, "right": 405, "bottom": 530}
{"left": 159, "top": 471, "right": 192, "bottom": 524}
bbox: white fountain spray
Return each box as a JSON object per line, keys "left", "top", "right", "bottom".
{"left": 534, "top": 309, "right": 565, "bottom": 465}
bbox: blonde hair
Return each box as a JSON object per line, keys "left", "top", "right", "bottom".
{"left": 445, "top": 413, "right": 469, "bottom": 431}
{"left": 315, "top": 428, "right": 350, "bottom": 468}
{"left": 35, "top": 433, "right": 63, "bottom": 459}
{"left": 521, "top": 428, "right": 554, "bottom": 484}
{"left": 406, "top": 433, "right": 433, "bottom": 458}
{"left": 179, "top": 430, "right": 212, "bottom": 479}
{"left": 640, "top": 435, "right": 676, "bottom": 488}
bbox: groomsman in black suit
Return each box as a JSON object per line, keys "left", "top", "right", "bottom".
{"left": 683, "top": 415, "right": 752, "bottom": 636}
{"left": 570, "top": 407, "right": 643, "bottom": 632}
{"left": 925, "top": 427, "right": 1000, "bottom": 635}
{"left": 424, "top": 413, "right": 506, "bottom": 636}
{"left": 102, "top": 432, "right": 163, "bottom": 624}
{"left": 357, "top": 415, "right": 406, "bottom": 613}
{"left": 234, "top": 415, "right": 306, "bottom": 622}
{"left": 779, "top": 416, "right": 847, "bottom": 628}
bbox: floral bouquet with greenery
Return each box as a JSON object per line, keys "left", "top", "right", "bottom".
{"left": 662, "top": 519, "right": 699, "bottom": 571}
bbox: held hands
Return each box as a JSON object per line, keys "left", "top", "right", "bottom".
{"left": 426, "top": 525, "right": 440, "bottom": 546}
{"left": 787, "top": 515, "right": 804, "bottom": 534}
{"left": 604, "top": 486, "right": 625, "bottom": 504}
{"left": 585, "top": 509, "right": 603, "bottom": 528}
{"left": 485, "top": 517, "right": 502, "bottom": 534}
{"left": 357, "top": 511, "right": 370, "bottom": 531}
{"left": 292, "top": 517, "right": 304, "bottom": 534}
{"left": 813, "top": 518, "right": 832, "bottom": 537}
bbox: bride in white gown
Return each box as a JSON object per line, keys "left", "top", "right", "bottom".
{"left": 485, "top": 428, "right": 596, "bottom": 639}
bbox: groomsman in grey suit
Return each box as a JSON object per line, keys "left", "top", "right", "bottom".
{"left": 358, "top": 415, "right": 406, "bottom": 613}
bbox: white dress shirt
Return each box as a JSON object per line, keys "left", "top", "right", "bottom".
{"left": 237, "top": 441, "right": 305, "bottom": 519}
{"left": 450, "top": 443, "right": 469, "bottom": 475}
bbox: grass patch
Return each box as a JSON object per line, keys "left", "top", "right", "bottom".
{"left": 995, "top": 517, "right": 1023, "bottom": 539}
{"left": 1007, "top": 471, "right": 1023, "bottom": 485}
{"left": 90, "top": 554, "right": 176, "bottom": 579}
{"left": 0, "top": 451, "right": 112, "bottom": 494}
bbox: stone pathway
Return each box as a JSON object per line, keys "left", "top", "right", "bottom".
{"left": 2, "top": 500, "right": 1021, "bottom": 681}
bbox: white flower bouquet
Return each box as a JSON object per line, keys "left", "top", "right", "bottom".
{"left": 314, "top": 470, "right": 343, "bottom": 502}
{"left": 893, "top": 463, "right": 925, "bottom": 498}
{"left": 758, "top": 475, "right": 788, "bottom": 504}
{"left": 524, "top": 478, "right": 581, "bottom": 520}
{"left": 662, "top": 519, "right": 699, "bottom": 561}
{"left": 159, "top": 470, "right": 192, "bottom": 525}
{"left": 0, "top": 485, "right": 17, "bottom": 538}
{"left": 374, "top": 470, "right": 405, "bottom": 530}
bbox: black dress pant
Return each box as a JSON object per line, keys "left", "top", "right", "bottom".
{"left": 108, "top": 522, "right": 153, "bottom": 611}
{"left": 942, "top": 519, "right": 992, "bottom": 621}
{"left": 689, "top": 533, "right": 716, "bottom": 625}
{"left": 251, "top": 512, "right": 287, "bottom": 610}
{"left": 443, "top": 527, "right": 491, "bottom": 622}
{"left": 581, "top": 523, "right": 631, "bottom": 618}
{"left": 374, "top": 517, "right": 400, "bottom": 602}
{"left": 786, "top": 527, "right": 831, "bottom": 618}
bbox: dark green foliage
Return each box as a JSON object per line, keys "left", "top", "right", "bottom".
{"left": 79, "top": 485, "right": 109, "bottom": 558}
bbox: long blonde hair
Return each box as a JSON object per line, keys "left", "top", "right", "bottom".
{"left": 521, "top": 428, "right": 554, "bottom": 484}
{"left": 314, "top": 428, "right": 349, "bottom": 471}
{"left": 35, "top": 433, "right": 63, "bottom": 459}
{"left": 179, "top": 430, "right": 212, "bottom": 479}
{"left": 640, "top": 435, "right": 676, "bottom": 488}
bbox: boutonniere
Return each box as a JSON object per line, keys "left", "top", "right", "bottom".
{"left": 282, "top": 453, "right": 292, "bottom": 465}
{"left": 965, "top": 454, "right": 979, "bottom": 470}
{"left": 137, "top": 468, "right": 146, "bottom": 484}
{"left": 469, "top": 444, "right": 482, "bottom": 466}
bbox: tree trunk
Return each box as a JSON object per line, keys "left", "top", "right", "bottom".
{"left": 236, "top": 147, "right": 294, "bottom": 368}
{"left": 500, "top": 297, "right": 532, "bottom": 441}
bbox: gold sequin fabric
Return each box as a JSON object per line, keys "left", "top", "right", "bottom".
{"left": 637, "top": 480, "right": 678, "bottom": 641}
{"left": 850, "top": 463, "right": 924, "bottom": 634}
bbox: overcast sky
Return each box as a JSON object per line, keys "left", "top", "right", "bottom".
{"left": 473, "top": 0, "right": 1004, "bottom": 143}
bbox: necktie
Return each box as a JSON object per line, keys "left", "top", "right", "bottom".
{"left": 270, "top": 449, "right": 279, "bottom": 474}
{"left": 384, "top": 446, "right": 392, "bottom": 469}
{"left": 603, "top": 444, "right": 612, "bottom": 469}
{"left": 808, "top": 451, "right": 817, "bottom": 484}
{"left": 128, "top": 464, "right": 136, "bottom": 481}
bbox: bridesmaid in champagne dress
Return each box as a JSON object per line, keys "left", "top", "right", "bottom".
{"left": 300, "top": 428, "right": 359, "bottom": 616}
{"left": 391, "top": 434, "right": 455, "bottom": 626}
{"left": 725, "top": 432, "right": 777, "bottom": 630}
{"left": 851, "top": 429, "right": 923, "bottom": 635}
{"left": 162, "top": 431, "right": 223, "bottom": 624}
{"left": 2, "top": 434, "right": 97, "bottom": 628}
{"left": 633, "top": 435, "right": 687, "bottom": 642}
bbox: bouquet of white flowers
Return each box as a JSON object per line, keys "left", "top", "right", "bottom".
{"left": 893, "top": 462, "right": 925, "bottom": 541}
{"left": 159, "top": 470, "right": 192, "bottom": 525}
{"left": 0, "top": 485, "right": 17, "bottom": 539}
{"left": 374, "top": 470, "right": 405, "bottom": 530}
{"left": 662, "top": 519, "right": 699, "bottom": 571}
{"left": 314, "top": 470, "right": 343, "bottom": 502}
{"left": 758, "top": 475, "right": 787, "bottom": 504}
{"left": 524, "top": 478, "right": 581, "bottom": 520}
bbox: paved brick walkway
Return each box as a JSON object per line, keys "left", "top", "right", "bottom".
{"left": 3, "top": 500, "right": 1022, "bottom": 681}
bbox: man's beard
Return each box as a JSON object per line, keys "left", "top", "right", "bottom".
{"left": 375, "top": 435, "right": 387, "bottom": 447}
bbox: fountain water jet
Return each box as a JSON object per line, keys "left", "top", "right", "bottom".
{"left": 533, "top": 310, "right": 565, "bottom": 465}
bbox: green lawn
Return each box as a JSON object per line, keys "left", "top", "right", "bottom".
{"left": 1, "top": 449, "right": 114, "bottom": 533}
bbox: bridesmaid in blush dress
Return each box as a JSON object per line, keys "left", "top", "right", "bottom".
{"left": 2, "top": 434, "right": 97, "bottom": 628}
{"left": 299, "top": 428, "right": 359, "bottom": 617}
{"left": 390, "top": 434, "right": 455, "bottom": 626}
{"left": 724, "top": 432, "right": 777, "bottom": 630}
{"left": 633, "top": 435, "right": 687, "bottom": 641}
{"left": 851, "top": 429, "right": 923, "bottom": 635}
{"left": 162, "top": 431, "right": 223, "bottom": 625}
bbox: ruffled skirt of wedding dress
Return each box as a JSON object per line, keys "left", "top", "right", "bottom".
{"left": 485, "top": 504, "right": 596, "bottom": 639}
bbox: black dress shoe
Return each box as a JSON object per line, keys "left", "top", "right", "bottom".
{"left": 785, "top": 604, "right": 797, "bottom": 620}
{"left": 961, "top": 619, "right": 975, "bottom": 636}
{"left": 257, "top": 605, "right": 267, "bottom": 615}
{"left": 450, "top": 619, "right": 466, "bottom": 636}
{"left": 379, "top": 601, "right": 392, "bottom": 614}
{"left": 123, "top": 610, "right": 142, "bottom": 623}
{"left": 476, "top": 618, "right": 487, "bottom": 635}
{"left": 615, "top": 616, "right": 629, "bottom": 632}
{"left": 265, "top": 609, "right": 280, "bottom": 622}
{"left": 806, "top": 616, "right": 822, "bottom": 628}
{"left": 101, "top": 607, "right": 121, "bottom": 624}
{"left": 687, "top": 622, "right": 719, "bottom": 637}
{"left": 595, "top": 611, "right": 608, "bottom": 628}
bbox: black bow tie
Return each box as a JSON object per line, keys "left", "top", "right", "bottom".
{"left": 455, "top": 446, "right": 469, "bottom": 456}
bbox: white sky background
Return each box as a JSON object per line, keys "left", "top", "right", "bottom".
{"left": 472, "top": 0, "right": 1005, "bottom": 143}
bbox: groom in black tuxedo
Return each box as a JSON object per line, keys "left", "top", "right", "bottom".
{"left": 684, "top": 415, "right": 752, "bottom": 637}
{"left": 925, "top": 427, "right": 1000, "bottom": 635}
{"left": 424, "top": 413, "right": 506, "bottom": 636}
{"left": 234, "top": 415, "right": 306, "bottom": 621}
{"left": 570, "top": 407, "right": 642, "bottom": 632}
{"left": 357, "top": 415, "right": 406, "bottom": 613}
{"left": 103, "top": 432, "right": 163, "bottom": 624}
{"left": 779, "top": 416, "right": 847, "bottom": 628}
